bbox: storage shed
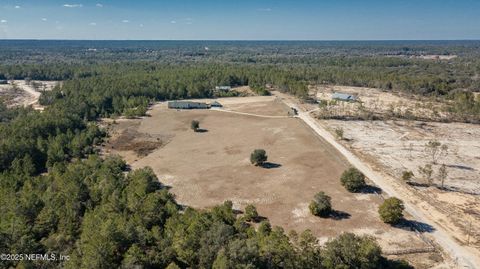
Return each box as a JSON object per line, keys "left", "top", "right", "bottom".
{"left": 168, "top": 101, "right": 210, "bottom": 109}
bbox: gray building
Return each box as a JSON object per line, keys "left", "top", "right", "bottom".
{"left": 210, "top": 101, "right": 223, "bottom": 107}
{"left": 331, "top": 92, "right": 358, "bottom": 102}
{"left": 168, "top": 101, "right": 210, "bottom": 109}
{"left": 215, "top": 86, "right": 232, "bottom": 92}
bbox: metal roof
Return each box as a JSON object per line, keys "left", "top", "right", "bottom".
{"left": 332, "top": 92, "right": 357, "bottom": 101}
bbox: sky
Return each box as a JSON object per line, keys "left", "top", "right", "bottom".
{"left": 0, "top": 0, "right": 479, "bottom": 40}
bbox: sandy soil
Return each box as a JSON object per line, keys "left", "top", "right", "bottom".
{"left": 321, "top": 120, "right": 480, "bottom": 242}
{"left": 102, "top": 97, "right": 440, "bottom": 267}
{"left": 314, "top": 85, "right": 448, "bottom": 120}
{"left": 0, "top": 80, "right": 58, "bottom": 110}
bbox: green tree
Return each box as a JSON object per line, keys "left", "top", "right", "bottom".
{"left": 250, "top": 149, "right": 268, "bottom": 166}
{"left": 191, "top": 120, "right": 200, "bottom": 132}
{"left": 401, "top": 171, "right": 414, "bottom": 182}
{"left": 244, "top": 204, "right": 259, "bottom": 222}
{"left": 378, "top": 197, "right": 404, "bottom": 225}
{"left": 322, "top": 233, "right": 382, "bottom": 269}
{"left": 309, "top": 192, "right": 332, "bottom": 218}
{"left": 340, "top": 168, "right": 366, "bottom": 192}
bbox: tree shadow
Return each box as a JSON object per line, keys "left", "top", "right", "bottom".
{"left": 406, "top": 181, "right": 430, "bottom": 188}
{"left": 394, "top": 219, "right": 436, "bottom": 233}
{"left": 251, "top": 215, "right": 268, "bottom": 223}
{"left": 447, "top": 164, "right": 475, "bottom": 171}
{"left": 359, "top": 185, "right": 382, "bottom": 194}
{"left": 195, "top": 129, "right": 209, "bottom": 133}
{"left": 330, "top": 210, "right": 351, "bottom": 220}
{"left": 261, "top": 162, "right": 282, "bottom": 169}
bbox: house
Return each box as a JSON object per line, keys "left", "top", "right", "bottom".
{"left": 331, "top": 92, "right": 358, "bottom": 102}
{"left": 0, "top": 80, "right": 8, "bottom": 85}
{"left": 168, "top": 101, "right": 210, "bottom": 109}
{"left": 215, "top": 86, "right": 232, "bottom": 92}
{"left": 210, "top": 101, "right": 223, "bottom": 108}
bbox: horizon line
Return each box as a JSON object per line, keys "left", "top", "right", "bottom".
{"left": 1, "top": 38, "right": 480, "bottom": 42}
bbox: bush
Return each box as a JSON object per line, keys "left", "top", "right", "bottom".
{"left": 309, "top": 192, "right": 332, "bottom": 217}
{"left": 401, "top": 171, "right": 414, "bottom": 182}
{"left": 340, "top": 168, "right": 366, "bottom": 192}
{"left": 244, "top": 204, "right": 259, "bottom": 222}
{"left": 191, "top": 120, "right": 200, "bottom": 132}
{"left": 378, "top": 197, "right": 404, "bottom": 224}
{"left": 322, "top": 233, "right": 382, "bottom": 269}
{"left": 250, "top": 149, "right": 267, "bottom": 166}
{"left": 334, "top": 127, "right": 344, "bottom": 140}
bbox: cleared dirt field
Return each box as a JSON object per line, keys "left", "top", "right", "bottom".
{"left": 0, "top": 80, "right": 58, "bottom": 109}
{"left": 103, "top": 96, "right": 446, "bottom": 267}
{"left": 322, "top": 119, "right": 480, "bottom": 247}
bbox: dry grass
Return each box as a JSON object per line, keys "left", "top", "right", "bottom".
{"left": 102, "top": 96, "right": 443, "bottom": 267}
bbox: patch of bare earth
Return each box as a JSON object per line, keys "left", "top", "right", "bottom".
{"left": 103, "top": 97, "right": 445, "bottom": 268}
{"left": 320, "top": 119, "right": 480, "bottom": 250}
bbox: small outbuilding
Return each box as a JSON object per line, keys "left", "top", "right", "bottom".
{"left": 168, "top": 101, "right": 210, "bottom": 109}
{"left": 331, "top": 92, "right": 358, "bottom": 102}
{"left": 210, "top": 101, "right": 223, "bottom": 107}
{"left": 215, "top": 86, "right": 232, "bottom": 92}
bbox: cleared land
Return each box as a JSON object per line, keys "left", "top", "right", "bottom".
{"left": 0, "top": 80, "right": 58, "bottom": 109}
{"left": 103, "top": 96, "right": 448, "bottom": 268}
{"left": 279, "top": 86, "right": 480, "bottom": 268}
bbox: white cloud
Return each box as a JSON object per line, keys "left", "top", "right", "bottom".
{"left": 257, "top": 8, "right": 272, "bottom": 12}
{"left": 1, "top": 20, "right": 7, "bottom": 23}
{"left": 14, "top": 5, "right": 21, "bottom": 9}
{"left": 122, "top": 20, "right": 129, "bottom": 23}
{"left": 41, "top": 18, "right": 48, "bottom": 21}
{"left": 89, "top": 22, "right": 97, "bottom": 26}
{"left": 139, "top": 24, "right": 144, "bottom": 27}
{"left": 63, "top": 4, "right": 83, "bottom": 8}
{"left": 96, "top": 3, "right": 103, "bottom": 7}
{"left": 170, "top": 20, "right": 177, "bottom": 24}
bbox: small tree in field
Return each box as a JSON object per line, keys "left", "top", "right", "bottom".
{"left": 309, "top": 192, "right": 332, "bottom": 217}
{"left": 250, "top": 149, "right": 267, "bottom": 166}
{"left": 244, "top": 204, "right": 259, "bottom": 222}
{"left": 425, "top": 140, "right": 448, "bottom": 164}
{"left": 438, "top": 164, "right": 448, "bottom": 189}
{"left": 191, "top": 120, "right": 200, "bottom": 132}
{"left": 334, "top": 127, "right": 344, "bottom": 140}
{"left": 340, "top": 168, "right": 366, "bottom": 192}
{"left": 379, "top": 197, "right": 404, "bottom": 224}
{"left": 418, "top": 164, "right": 433, "bottom": 186}
{"left": 402, "top": 171, "right": 414, "bottom": 182}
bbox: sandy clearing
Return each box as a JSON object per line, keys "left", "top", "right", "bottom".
{"left": 102, "top": 98, "right": 437, "bottom": 266}
{"left": 274, "top": 91, "right": 480, "bottom": 269}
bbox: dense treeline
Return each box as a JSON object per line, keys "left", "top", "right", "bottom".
{"left": 0, "top": 155, "right": 410, "bottom": 269}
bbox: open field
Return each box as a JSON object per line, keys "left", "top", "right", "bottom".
{"left": 0, "top": 80, "right": 58, "bottom": 109}
{"left": 320, "top": 119, "right": 480, "bottom": 243}
{"left": 103, "top": 96, "right": 449, "bottom": 268}
{"left": 271, "top": 86, "right": 480, "bottom": 267}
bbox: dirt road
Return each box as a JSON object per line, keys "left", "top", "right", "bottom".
{"left": 275, "top": 92, "right": 480, "bottom": 269}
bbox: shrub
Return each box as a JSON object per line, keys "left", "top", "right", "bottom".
{"left": 378, "top": 197, "right": 404, "bottom": 224}
{"left": 191, "top": 120, "right": 200, "bottom": 132}
{"left": 340, "top": 168, "right": 366, "bottom": 192}
{"left": 250, "top": 149, "right": 267, "bottom": 166}
{"left": 401, "top": 171, "right": 414, "bottom": 182}
{"left": 334, "top": 127, "right": 344, "bottom": 140}
{"left": 309, "top": 192, "right": 332, "bottom": 217}
{"left": 244, "top": 204, "right": 259, "bottom": 222}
